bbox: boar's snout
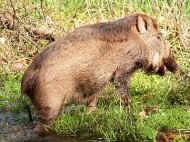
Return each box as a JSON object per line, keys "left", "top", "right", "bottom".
{"left": 145, "top": 63, "right": 166, "bottom": 76}
{"left": 163, "top": 55, "right": 178, "bottom": 73}
{"left": 144, "top": 51, "right": 178, "bottom": 76}
{"left": 156, "top": 65, "right": 166, "bottom": 76}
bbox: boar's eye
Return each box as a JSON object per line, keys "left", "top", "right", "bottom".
{"left": 156, "top": 32, "right": 162, "bottom": 40}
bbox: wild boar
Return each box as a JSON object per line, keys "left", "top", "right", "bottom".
{"left": 21, "top": 13, "right": 177, "bottom": 127}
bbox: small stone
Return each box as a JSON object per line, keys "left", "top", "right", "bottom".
{"left": 139, "top": 111, "right": 148, "bottom": 120}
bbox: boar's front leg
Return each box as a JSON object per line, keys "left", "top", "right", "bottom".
{"left": 113, "top": 71, "right": 131, "bottom": 107}
{"left": 87, "top": 95, "right": 98, "bottom": 113}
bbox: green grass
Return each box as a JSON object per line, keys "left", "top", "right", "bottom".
{"left": 53, "top": 106, "right": 142, "bottom": 141}
{"left": 52, "top": 72, "right": 190, "bottom": 141}
{"left": 1, "top": 71, "right": 189, "bottom": 141}
{"left": 1, "top": 0, "right": 190, "bottom": 141}
{"left": 0, "top": 73, "right": 29, "bottom": 112}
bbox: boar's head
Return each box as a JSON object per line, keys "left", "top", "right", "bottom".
{"left": 134, "top": 14, "right": 178, "bottom": 75}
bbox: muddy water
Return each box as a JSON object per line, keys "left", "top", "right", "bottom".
{"left": 0, "top": 110, "right": 103, "bottom": 142}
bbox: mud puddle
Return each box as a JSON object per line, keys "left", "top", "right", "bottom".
{"left": 0, "top": 109, "right": 103, "bottom": 142}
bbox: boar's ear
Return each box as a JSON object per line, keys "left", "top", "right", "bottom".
{"left": 146, "top": 18, "right": 154, "bottom": 31}
{"left": 136, "top": 16, "right": 154, "bottom": 33}
{"left": 136, "top": 16, "right": 147, "bottom": 33}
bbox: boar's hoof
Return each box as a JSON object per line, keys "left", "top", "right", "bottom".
{"left": 33, "top": 123, "right": 52, "bottom": 136}
{"left": 121, "top": 95, "right": 131, "bottom": 107}
{"left": 87, "top": 106, "right": 97, "bottom": 114}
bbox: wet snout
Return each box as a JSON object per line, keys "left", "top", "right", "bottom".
{"left": 153, "top": 54, "right": 178, "bottom": 76}
{"left": 163, "top": 56, "right": 178, "bottom": 73}
{"left": 146, "top": 63, "right": 166, "bottom": 76}
{"left": 156, "top": 65, "right": 166, "bottom": 76}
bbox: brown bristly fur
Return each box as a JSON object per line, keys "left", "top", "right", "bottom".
{"left": 21, "top": 13, "right": 177, "bottom": 130}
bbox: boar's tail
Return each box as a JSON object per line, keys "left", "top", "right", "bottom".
{"left": 17, "top": 95, "right": 33, "bottom": 122}
{"left": 24, "top": 104, "right": 33, "bottom": 122}
{"left": 21, "top": 70, "right": 38, "bottom": 99}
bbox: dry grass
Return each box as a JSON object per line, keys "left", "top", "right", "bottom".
{"left": 0, "top": 0, "right": 190, "bottom": 74}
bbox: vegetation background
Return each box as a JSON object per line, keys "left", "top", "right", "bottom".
{"left": 0, "top": 0, "right": 190, "bottom": 141}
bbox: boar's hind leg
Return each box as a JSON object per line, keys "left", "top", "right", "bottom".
{"left": 113, "top": 72, "right": 131, "bottom": 107}
{"left": 37, "top": 95, "right": 63, "bottom": 125}
{"left": 38, "top": 106, "right": 60, "bottom": 125}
